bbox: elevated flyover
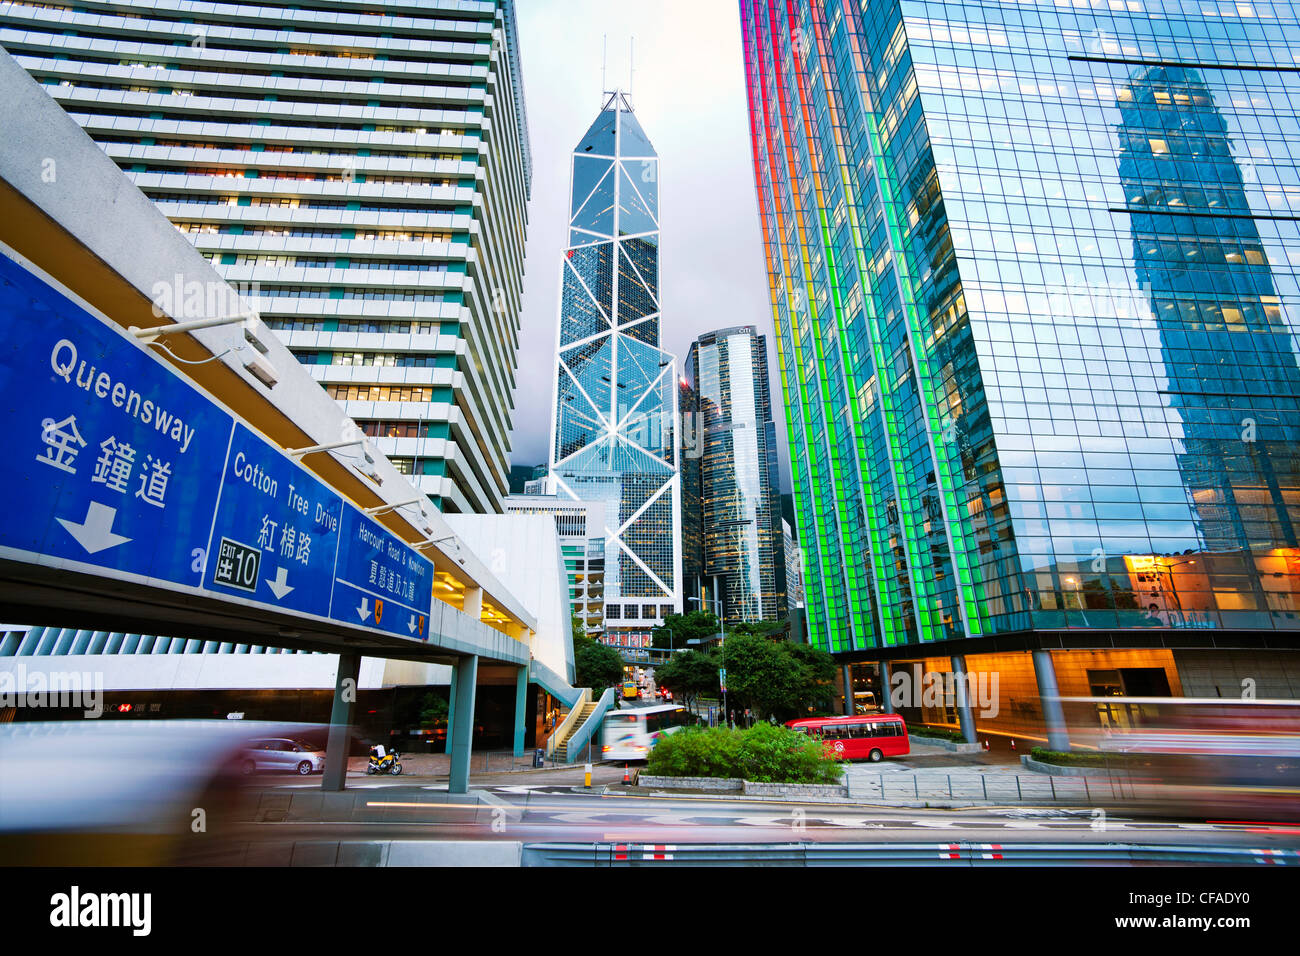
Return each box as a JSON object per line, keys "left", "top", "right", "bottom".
{"left": 0, "top": 48, "right": 548, "bottom": 791}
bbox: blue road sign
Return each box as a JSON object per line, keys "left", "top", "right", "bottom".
{"left": 204, "top": 423, "right": 343, "bottom": 617}
{"left": 0, "top": 252, "right": 234, "bottom": 588}
{"left": 331, "top": 508, "right": 433, "bottom": 640}
{"left": 0, "top": 251, "right": 446, "bottom": 648}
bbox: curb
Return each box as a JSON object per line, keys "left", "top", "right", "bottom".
{"left": 1020, "top": 755, "right": 1120, "bottom": 777}
{"left": 625, "top": 785, "right": 989, "bottom": 807}
{"left": 910, "top": 736, "right": 984, "bottom": 753}
{"left": 337, "top": 762, "right": 616, "bottom": 780}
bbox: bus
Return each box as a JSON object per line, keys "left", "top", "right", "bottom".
{"left": 786, "top": 714, "right": 909, "bottom": 762}
{"left": 602, "top": 704, "right": 692, "bottom": 761}
{"left": 621, "top": 680, "right": 639, "bottom": 700}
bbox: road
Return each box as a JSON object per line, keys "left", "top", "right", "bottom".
{"left": 185, "top": 781, "right": 1300, "bottom": 861}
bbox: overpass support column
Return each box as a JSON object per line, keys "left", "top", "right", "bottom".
{"left": 446, "top": 665, "right": 457, "bottom": 753}
{"left": 323, "top": 651, "right": 360, "bottom": 792}
{"left": 513, "top": 665, "right": 528, "bottom": 757}
{"left": 842, "top": 664, "right": 854, "bottom": 715}
{"left": 950, "top": 655, "right": 978, "bottom": 744}
{"left": 880, "top": 661, "right": 895, "bottom": 714}
{"left": 462, "top": 586, "right": 483, "bottom": 622}
{"left": 1033, "top": 650, "right": 1071, "bottom": 752}
{"left": 448, "top": 654, "right": 478, "bottom": 794}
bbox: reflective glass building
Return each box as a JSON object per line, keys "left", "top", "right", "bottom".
{"left": 740, "top": 0, "right": 1300, "bottom": 715}
{"left": 682, "top": 326, "right": 787, "bottom": 623}
{"left": 546, "top": 92, "right": 682, "bottom": 634}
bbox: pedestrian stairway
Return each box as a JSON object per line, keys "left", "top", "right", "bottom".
{"left": 555, "top": 700, "right": 601, "bottom": 762}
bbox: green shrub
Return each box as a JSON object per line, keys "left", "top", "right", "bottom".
{"left": 644, "top": 724, "right": 842, "bottom": 784}
{"left": 735, "top": 722, "right": 844, "bottom": 784}
{"left": 644, "top": 727, "right": 743, "bottom": 778}
{"left": 1030, "top": 747, "right": 1147, "bottom": 768}
{"left": 909, "top": 725, "right": 967, "bottom": 743}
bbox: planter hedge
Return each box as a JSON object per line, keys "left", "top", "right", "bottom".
{"left": 1029, "top": 747, "right": 1149, "bottom": 768}
{"left": 910, "top": 726, "right": 967, "bottom": 743}
{"left": 644, "top": 723, "right": 843, "bottom": 785}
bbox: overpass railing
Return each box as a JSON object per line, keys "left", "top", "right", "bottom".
{"left": 560, "top": 687, "right": 617, "bottom": 764}
{"left": 530, "top": 657, "right": 583, "bottom": 710}
{"left": 545, "top": 688, "right": 590, "bottom": 760}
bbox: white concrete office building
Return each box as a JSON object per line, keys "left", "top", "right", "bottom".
{"left": 0, "top": 0, "right": 532, "bottom": 514}
{"left": 504, "top": 496, "right": 608, "bottom": 637}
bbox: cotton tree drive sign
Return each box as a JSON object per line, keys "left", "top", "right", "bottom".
{"left": 0, "top": 252, "right": 436, "bottom": 645}
{"left": 205, "top": 423, "right": 342, "bottom": 618}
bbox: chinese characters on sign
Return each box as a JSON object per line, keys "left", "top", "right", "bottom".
{"left": 204, "top": 424, "right": 341, "bottom": 618}
{"left": 1, "top": 251, "right": 434, "bottom": 644}
{"left": 332, "top": 508, "right": 433, "bottom": 639}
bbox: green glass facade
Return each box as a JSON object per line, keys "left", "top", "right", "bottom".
{"left": 741, "top": 0, "right": 1300, "bottom": 654}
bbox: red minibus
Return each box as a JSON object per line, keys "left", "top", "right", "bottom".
{"left": 786, "top": 714, "right": 910, "bottom": 762}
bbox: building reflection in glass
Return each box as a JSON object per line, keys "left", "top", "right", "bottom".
{"left": 1113, "top": 63, "right": 1300, "bottom": 630}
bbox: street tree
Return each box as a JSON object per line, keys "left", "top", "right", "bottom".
{"left": 653, "top": 648, "right": 719, "bottom": 710}
{"left": 573, "top": 635, "right": 623, "bottom": 691}
{"left": 720, "top": 633, "right": 803, "bottom": 720}
{"left": 654, "top": 610, "right": 718, "bottom": 649}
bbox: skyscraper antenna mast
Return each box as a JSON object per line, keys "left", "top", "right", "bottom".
{"left": 601, "top": 34, "right": 608, "bottom": 99}
{"left": 629, "top": 37, "right": 635, "bottom": 99}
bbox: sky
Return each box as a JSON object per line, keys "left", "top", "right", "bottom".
{"left": 507, "top": 0, "right": 789, "bottom": 490}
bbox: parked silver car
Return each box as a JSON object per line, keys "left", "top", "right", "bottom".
{"left": 240, "top": 738, "right": 326, "bottom": 775}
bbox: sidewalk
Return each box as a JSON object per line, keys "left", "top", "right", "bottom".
{"left": 618, "top": 744, "right": 1128, "bottom": 809}
{"left": 842, "top": 763, "right": 1122, "bottom": 806}
{"left": 345, "top": 750, "right": 593, "bottom": 777}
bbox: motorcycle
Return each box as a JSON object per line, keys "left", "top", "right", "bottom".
{"left": 366, "top": 745, "right": 402, "bottom": 775}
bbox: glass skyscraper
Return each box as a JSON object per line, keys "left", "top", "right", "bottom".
{"left": 3, "top": 0, "right": 532, "bottom": 514}
{"left": 740, "top": 0, "right": 1300, "bottom": 710}
{"left": 682, "top": 326, "right": 787, "bottom": 624}
{"left": 546, "top": 91, "right": 682, "bottom": 634}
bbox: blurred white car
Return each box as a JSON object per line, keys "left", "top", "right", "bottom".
{"left": 0, "top": 719, "right": 327, "bottom": 864}
{"left": 240, "top": 737, "right": 326, "bottom": 775}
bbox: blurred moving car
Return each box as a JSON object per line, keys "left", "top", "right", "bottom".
{"left": 240, "top": 737, "right": 326, "bottom": 775}
{"left": 1061, "top": 696, "right": 1300, "bottom": 818}
{"left": 0, "top": 719, "right": 331, "bottom": 864}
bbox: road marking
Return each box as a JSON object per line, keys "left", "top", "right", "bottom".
{"left": 473, "top": 789, "right": 523, "bottom": 822}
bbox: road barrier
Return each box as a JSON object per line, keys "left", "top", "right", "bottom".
{"left": 520, "top": 842, "right": 1300, "bottom": 867}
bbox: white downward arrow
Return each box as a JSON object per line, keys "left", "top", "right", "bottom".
{"left": 57, "top": 501, "right": 131, "bottom": 554}
{"left": 408, "top": 614, "right": 417, "bottom": 633}
{"left": 356, "top": 597, "right": 371, "bottom": 622}
{"left": 266, "top": 566, "right": 294, "bottom": 600}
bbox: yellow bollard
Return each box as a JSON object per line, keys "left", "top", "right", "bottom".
{"left": 584, "top": 762, "right": 592, "bottom": 788}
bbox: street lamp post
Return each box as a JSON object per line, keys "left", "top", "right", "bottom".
{"left": 651, "top": 625, "right": 674, "bottom": 653}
